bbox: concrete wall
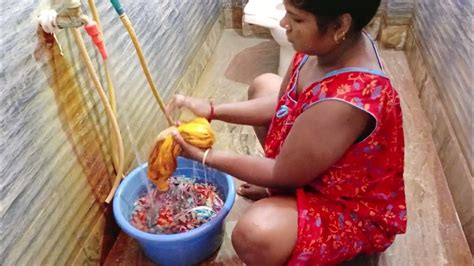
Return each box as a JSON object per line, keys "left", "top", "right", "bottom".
{"left": 404, "top": 0, "right": 473, "bottom": 251}
{"left": 223, "top": 0, "right": 247, "bottom": 7}
{"left": 225, "top": 0, "right": 416, "bottom": 48}
{"left": 1, "top": 0, "right": 222, "bottom": 264}
{"left": 376, "top": 0, "right": 415, "bottom": 49}
{"left": 223, "top": 0, "right": 248, "bottom": 29}
{"left": 381, "top": 0, "right": 415, "bottom": 23}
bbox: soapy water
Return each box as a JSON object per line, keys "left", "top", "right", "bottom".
{"left": 130, "top": 175, "right": 224, "bottom": 234}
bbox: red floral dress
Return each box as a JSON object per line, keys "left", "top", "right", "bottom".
{"left": 264, "top": 53, "right": 406, "bottom": 265}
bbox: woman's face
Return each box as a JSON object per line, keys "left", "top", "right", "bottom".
{"left": 280, "top": 0, "right": 337, "bottom": 55}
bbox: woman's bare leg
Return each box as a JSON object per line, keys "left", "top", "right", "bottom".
{"left": 232, "top": 196, "right": 298, "bottom": 265}
{"left": 247, "top": 73, "right": 282, "bottom": 145}
{"left": 238, "top": 73, "right": 282, "bottom": 200}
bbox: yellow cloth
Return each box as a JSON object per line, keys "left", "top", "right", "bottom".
{"left": 148, "top": 118, "right": 214, "bottom": 191}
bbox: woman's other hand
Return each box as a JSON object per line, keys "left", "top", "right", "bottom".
{"left": 167, "top": 95, "right": 212, "bottom": 120}
{"left": 171, "top": 129, "right": 207, "bottom": 162}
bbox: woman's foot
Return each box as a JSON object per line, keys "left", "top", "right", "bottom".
{"left": 237, "top": 183, "right": 270, "bottom": 201}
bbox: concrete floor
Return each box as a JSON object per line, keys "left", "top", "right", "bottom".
{"left": 104, "top": 30, "right": 472, "bottom": 266}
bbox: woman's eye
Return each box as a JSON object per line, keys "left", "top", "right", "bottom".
{"left": 293, "top": 19, "right": 303, "bottom": 23}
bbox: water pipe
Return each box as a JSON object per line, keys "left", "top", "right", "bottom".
{"left": 71, "top": 28, "right": 124, "bottom": 203}
{"left": 56, "top": 1, "right": 91, "bottom": 29}
{"left": 38, "top": 2, "right": 125, "bottom": 203}
{"left": 85, "top": 0, "right": 116, "bottom": 107}
{"left": 64, "top": 0, "right": 80, "bottom": 8}
{"left": 85, "top": 0, "right": 120, "bottom": 172}
{"left": 109, "top": 0, "right": 174, "bottom": 126}
{"left": 81, "top": 0, "right": 124, "bottom": 203}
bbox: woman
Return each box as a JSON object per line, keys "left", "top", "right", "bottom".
{"left": 167, "top": 0, "right": 406, "bottom": 264}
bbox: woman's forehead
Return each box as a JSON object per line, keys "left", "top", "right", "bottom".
{"left": 284, "top": 0, "right": 314, "bottom": 17}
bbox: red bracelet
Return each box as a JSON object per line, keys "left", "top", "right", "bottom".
{"left": 207, "top": 100, "right": 215, "bottom": 122}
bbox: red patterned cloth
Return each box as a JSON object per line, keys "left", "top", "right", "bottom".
{"left": 264, "top": 53, "right": 406, "bottom": 265}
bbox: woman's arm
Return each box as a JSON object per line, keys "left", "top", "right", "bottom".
{"left": 202, "top": 150, "right": 275, "bottom": 187}
{"left": 166, "top": 58, "right": 294, "bottom": 127}
{"left": 172, "top": 100, "right": 369, "bottom": 188}
{"left": 212, "top": 96, "right": 275, "bottom": 126}
{"left": 213, "top": 62, "right": 294, "bottom": 126}
{"left": 166, "top": 93, "right": 277, "bottom": 127}
{"left": 272, "top": 100, "right": 369, "bottom": 187}
{"left": 172, "top": 132, "right": 276, "bottom": 187}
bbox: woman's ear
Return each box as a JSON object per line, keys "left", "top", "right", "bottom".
{"left": 333, "top": 13, "right": 352, "bottom": 43}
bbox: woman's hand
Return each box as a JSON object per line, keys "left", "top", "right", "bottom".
{"left": 167, "top": 95, "right": 212, "bottom": 120}
{"left": 171, "top": 130, "right": 207, "bottom": 162}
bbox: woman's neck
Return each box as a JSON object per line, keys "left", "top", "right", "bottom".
{"left": 317, "top": 32, "right": 364, "bottom": 69}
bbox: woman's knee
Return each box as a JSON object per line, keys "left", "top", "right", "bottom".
{"left": 231, "top": 216, "right": 263, "bottom": 258}
{"left": 248, "top": 73, "right": 281, "bottom": 100}
{"left": 231, "top": 197, "right": 298, "bottom": 264}
{"left": 231, "top": 208, "right": 274, "bottom": 263}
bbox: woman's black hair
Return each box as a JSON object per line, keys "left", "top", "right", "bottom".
{"left": 289, "top": 0, "right": 381, "bottom": 33}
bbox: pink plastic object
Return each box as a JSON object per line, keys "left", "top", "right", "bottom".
{"left": 85, "top": 23, "right": 108, "bottom": 60}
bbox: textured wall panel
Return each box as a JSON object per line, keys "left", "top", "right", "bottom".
{"left": 405, "top": 0, "right": 473, "bottom": 251}
{"left": 0, "top": 0, "right": 222, "bottom": 264}
{"left": 223, "top": 0, "right": 248, "bottom": 8}
{"left": 384, "top": 0, "right": 415, "bottom": 22}
{"left": 411, "top": 0, "right": 472, "bottom": 171}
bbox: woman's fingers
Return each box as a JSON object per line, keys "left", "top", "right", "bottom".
{"left": 171, "top": 130, "right": 203, "bottom": 161}
{"left": 167, "top": 95, "right": 211, "bottom": 120}
{"left": 154, "top": 126, "right": 177, "bottom": 143}
{"left": 166, "top": 94, "right": 185, "bottom": 115}
{"left": 171, "top": 130, "right": 185, "bottom": 145}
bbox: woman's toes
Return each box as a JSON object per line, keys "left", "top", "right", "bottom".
{"left": 237, "top": 183, "right": 269, "bottom": 200}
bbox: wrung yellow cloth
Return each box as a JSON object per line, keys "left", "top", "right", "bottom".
{"left": 148, "top": 118, "right": 215, "bottom": 191}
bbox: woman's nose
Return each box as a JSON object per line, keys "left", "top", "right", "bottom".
{"left": 280, "top": 15, "right": 289, "bottom": 29}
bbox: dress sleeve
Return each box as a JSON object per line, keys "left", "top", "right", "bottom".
{"left": 303, "top": 72, "right": 391, "bottom": 138}
{"left": 281, "top": 53, "right": 306, "bottom": 94}
{"left": 289, "top": 52, "right": 306, "bottom": 75}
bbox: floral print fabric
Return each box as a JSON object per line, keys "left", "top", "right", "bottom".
{"left": 264, "top": 53, "right": 406, "bottom": 265}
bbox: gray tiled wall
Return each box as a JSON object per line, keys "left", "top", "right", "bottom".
{"left": 0, "top": 0, "right": 222, "bottom": 264}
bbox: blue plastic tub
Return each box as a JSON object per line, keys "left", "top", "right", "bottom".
{"left": 113, "top": 157, "right": 236, "bottom": 266}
